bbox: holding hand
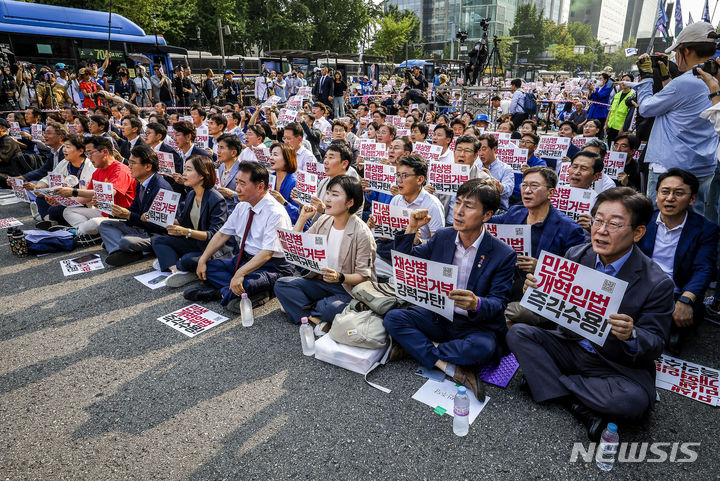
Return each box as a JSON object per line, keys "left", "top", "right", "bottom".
{"left": 110, "top": 204, "right": 130, "bottom": 219}
{"left": 449, "top": 289, "right": 479, "bottom": 312}
{"left": 608, "top": 313, "right": 634, "bottom": 341}
{"left": 516, "top": 255, "right": 538, "bottom": 274}
{"left": 321, "top": 268, "right": 341, "bottom": 283}
{"left": 310, "top": 195, "right": 325, "bottom": 213}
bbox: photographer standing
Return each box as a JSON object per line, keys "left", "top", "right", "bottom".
{"left": 0, "top": 63, "right": 19, "bottom": 111}
{"left": 407, "top": 65, "right": 428, "bottom": 92}
{"left": 634, "top": 22, "right": 719, "bottom": 214}
{"left": 133, "top": 65, "right": 152, "bottom": 107}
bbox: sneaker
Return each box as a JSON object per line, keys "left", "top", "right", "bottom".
{"left": 29, "top": 201, "right": 41, "bottom": 221}
{"left": 227, "top": 291, "right": 272, "bottom": 312}
{"left": 165, "top": 270, "right": 198, "bottom": 287}
{"left": 183, "top": 284, "right": 221, "bottom": 301}
{"left": 314, "top": 322, "right": 330, "bottom": 337}
{"left": 105, "top": 250, "right": 144, "bottom": 267}
{"left": 76, "top": 233, "right": 102, "bottom": 247}
{"left": 152, "top": 258, "right": 161, "bottom": 271}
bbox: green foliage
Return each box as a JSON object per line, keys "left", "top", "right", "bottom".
{"left": 509, "top": 3, "right": 544, "bottom": 59}
{"left": 369, "top": 6, "right": 422, "bottom": 62}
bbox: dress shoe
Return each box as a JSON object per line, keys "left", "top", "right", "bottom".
{"left": 452, "top": 365, "right": 486, "bottom": 402}
{"left": 518, "top": 375, "right": 530, "bottom": 393}
{"left": 105, "top": 250, "right": 143, "bottom": 267}
{"left": 226, "top": 290, "right": 271, "bottom": 313}
{"left": 183, "top": 284, "right": 221, "bottom": 302}
{"left": 667, "top": 331, "right": 683, "bottom": 355}
{"left": 570, "top": 402, "right": 607, "bottom": 442}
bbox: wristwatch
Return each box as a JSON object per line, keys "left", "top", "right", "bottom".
{"left": 709, "top": 91, "right": 720, "bottom": 101}
{"left": 678, "top": 295, "right": 694, "bottom": 305}
{"left": 337, "top": 272, "right": 346, "bottom": 284}
{"left": 186, "top": 228, "right": 193, "bottom": 238}
{"left": 72, "top": 188, "right": 78, "bottom": 197}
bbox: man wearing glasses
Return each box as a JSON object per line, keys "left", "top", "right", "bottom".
{"left": 510, "top": 132, "right": 546, "bottom": 206}
{"left": 507, "top": 187, "right": 674, "bottom": 440}
{"left": 637, "top": 169, "right": 718, "bottom": 354}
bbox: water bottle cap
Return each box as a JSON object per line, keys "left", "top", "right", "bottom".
{"left": 241, "top": 293, "right": 248, "bottom": 298}
{"left": 607, "top": 423, "right": 618, "bottom": 433}
{"left": 457, "top": 386, "right": 467, "bottom": 395}
{"left": 301, "top": 317, "right": 309, "bottom": 324}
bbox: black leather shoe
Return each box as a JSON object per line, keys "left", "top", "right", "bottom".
{"left": 518, "top": 375, "right": 530, "bottom": 393}
{"left": 184, "top": 284, "right": 221, "bottom": 302}
{"left": 105, "top": 250, "right": 144, "bottom": 267}
{"left": 570, "top": 402, "right": 607, "bottom": 442}
{"left": 667, "top": 331, "right": 682, "bottom": 355}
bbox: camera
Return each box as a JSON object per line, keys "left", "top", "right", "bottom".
{"left": 456, "top": 30, "right": 468, "bottom": 43}
{"left": 692, "top": 58, "right": 719, "bottom": 77}
{"left": 479, "top": 18, "right": 491, "bottom": 29}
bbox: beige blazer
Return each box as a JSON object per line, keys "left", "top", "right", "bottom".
{"left": 305, "top": 214, "right": 377, "bottom": 294}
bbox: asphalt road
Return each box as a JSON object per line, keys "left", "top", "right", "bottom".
{"left": 1, "top": 196, "right": 718, "bottom": 481}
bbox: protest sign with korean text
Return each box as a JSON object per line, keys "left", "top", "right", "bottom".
{"left": 485, "top": 223, "right": 531, "bottom": 256}
{"left": 570, "top": 136, "right": 596, "bottom": 150}
{"left": 551, "top": 186, "right": 596, "bottom": 222}
{"left": 602, "top": 151, "right": 627, "bottom": 180}
{"left": 413, "top": 142, "right": 443, "bottom": 162}
{"left": 9, "top": 121, "right": 20, "bottom": 139}
{"left": 9, "top": 177, "right": 30, "bottom": 202}
{"left": 158, "top": 151, "right": 176, "bottom": 175}
{"left": 194, "top": 126, "right": 209, "bottom": 149}
{"left": 520, "top": 251, "right": 628, "bottom": 346}
{"left": 45, "top": 174, "right": 82, "bottom": 207}
{"left": 428, "top": 162, "right": 470, "bottom": 195}
{"left": 536, "top": 136, "right": 571, "bottom": 160}
{"left": 295, "top": 171, "right": 318, "bottom": 206}
{"left": 60, "top": 256, "right": 105, "bottom": 276}
{"left": 277, "top": 228, "right": 328, "bottom": 274}
{"left": 305, "top": 160, "right": 327, "bottom": 180}
{"left": 358, "top": 140, "right": 387, "bottom": 163}
{"left": 251, "top": 145, "right": 271, "bottom": 167}
{"left": 157, "top": 304, "right": 229, "bottom": 338}
{"left": 0, "top": 217, "right": 22, "bottom": 228}
{"left": 655, "top": 354, "right": 719, "bottom": 406}
{"left": 277, "top": 108, "right": 298, "bottom": 127}
{"left": 496, "top": 146, "right": 528, "bottom": 173}
{"left": 31, "top": 123, "right": 43, "bottom": 141}
{"left": 364, "top": 161, "right": 396, "bottom": 196}
{"left": 372, "top": 202, "right": 411, "bottom": 239}
{"left": 391, "top": 250, "right": 458, "bottom": 320}
{"left": 146, "top": 189, "right": 181, "bottom": 227}
{"left": 93, "top": 181, "right": 114, "bottom": 215}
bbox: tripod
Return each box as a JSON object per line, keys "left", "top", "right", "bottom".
{"left": 478, "top": 36, "right": 503, "bottom": 86}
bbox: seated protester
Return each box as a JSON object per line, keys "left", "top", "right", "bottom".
{"left": 0, "top": 118, "right": 23, "bottom": 186}
{"left": 99, "top": 144, "right": 173, "bottom": 266}
{"left": 567, "top": 150, "right": 608, "bottom": 232}
{"left": 87, "top": 115, "right": 119, "bottom": 150}
{"left": 172, "top": 121, "right": 211, "bottom": 172}
{"left": 477, "top": 133, "right": 514, "bottom": 212}
{"left": 300, "top": 112, "right": 324, "bottom": 161}
{"left": 637, "top": 169, "right": 719, "bottom": 354}
{"left": 25, "top": 134, "right": 95, "bottom": 229}
{"left": 497, "top": 120, "right": 515, "bottom": 134}
{"left": 518, "top": 119, "right": 537, "bottom": 136}
{"left": 282, "top": 121, "right": 316, "bottom": 172}
{"left": 238, "top": 124, "right": 266, "bottom": 163}
{"left": 226, "top": 111, "right": 246, "bottom": 144}
{"left": 144, "top": 122, "right": 182, "bottom": 174}
{"left": 463, "top": 125, "right": 482, "bottom": 138}
{"left": 410, "top": 122, "right": 428, "bottom": 144}
{"left": 268, "top": 142, "right": 301, "bottom": 224}
{"left": 302, "top": 143, "right": 364, "bottom": 223}
{"left": 362, "top": 137, "right": 412, "bottom": 219}
{"left": 582, "top": 138, "right": 617, "bottom": 193}
{"left": 215, "top": 133, "right": 243, "bottom": 212}
{"left": 582, "top": 118, "right": 605, "bottom": 140}
{"left": 117, "top": 116, "right": 148, "bottom": 162}
{"left": 275, "top": 175, "right": 375, "bottom": 328}
{"left": 509, "top": 132, "right": 546, "bottom": 205}
{"left": 549, "top": 120, "right": 581, "bottom": 173}
{"left": 207, "top": 113, "right": 227, "bottom": 159}
{"left": 330, "top": 120, "right": 358, "bottom": 161}
{"left": 17, "top": 122, "right": 67, "bottom": 184}
{"left": 492, "top": 167, "right": 585, "bottom": 313}
{"left": 55, "top": 136, "right": 135, "bottom": 243}
{"left": 369, "top": 155, "right": 445, "bottom": 280}
{"left": 151, "top": 155, "right": 227, "bottom": 286}
{"left": 432, "top": 124, "right": 455, "bottom": 163}
{"left": 450, "top": 117, "right": 465, "bottom": 138}
{"left": 190, "top": 161, "right": 294, "bottom": 310}
{"left": 383, "top": 179, "right": 517, "bottom": 400}
{"left": 507, "top": 187, "right": 674, "bottom": 441}
{"left": 611, "top": 133, "right": 642, "bottom": 190}
{"left": 375, "top": 122, "right": 396, "bottom": 151}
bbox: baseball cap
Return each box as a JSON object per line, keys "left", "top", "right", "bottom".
{"left": 55, "top": 63, "right": 66, "bottom": 71}
{"left": 224, "top": 69, "right": 234, "bottom": 75}
{"left": 665, "top": 21, "right": 719, "bottom": 53}
{"left": 473, "top": 114, "right": 489, "bottom": 123}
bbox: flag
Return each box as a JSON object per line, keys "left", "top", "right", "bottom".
{"left": 625, "top": 48, "right": 638, "bottom": 57}
{"left": 688, "top": 12, "right": 694, "bottom": 25}
{"left": 702, "top": 0, "right": 711, "bottom": 23}
{"left": 675, "top": 0, "right": 683, "bottom": 35}
{"left": 656, "top": 0, "right": 670, "bottom": 42}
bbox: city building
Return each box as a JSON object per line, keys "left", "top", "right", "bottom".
{"left": 568, "top": 0, "right": 629, "bottom": 45}
{"left": 519, "top": 0, "right": 571, "bottom": 24}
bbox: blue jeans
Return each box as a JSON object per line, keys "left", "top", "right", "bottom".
{"left": 383, "top": 306, "right": 497, "bottom": 369}
{"left": 274, "top": 277, "right": 352, "bottom": 324}
{"left": 333, "top": 96, "right": 345, "bottom": 118}
{"left": 705, "top": 161, "right": 720, "bottom": 225}
{"left": 206, "top": 253, "right": 293, "bottom": 306}
{"left": 36, "top": 197, "right": 66, "bottom": 224}
{"left": 151, "top": 235, "right": 206, "bottom": 272}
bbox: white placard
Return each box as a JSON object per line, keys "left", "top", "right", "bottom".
{"left": 134, "top": 270, "right": 172, "bottom": 289}
{"left": 295, "top": 170, "right": 318, "bottom": 206}
{"left": 157, "top": 304, "right": 229, "bottom": 338}
{"left": 485, "top": 223, "right": 531, "bottom": 257}
{"left": 0, "top": 217, "right": 22, "bottom": 228}
{"left": 391, "top": 250, "right": 458, "bottom": 320}
{"left": 372, "top": 202, "right": 410, "bottom": 239}
{"left": 60, "top": 258, "right": 105, "bottom": 276}
{"left": 551, "top": 186, "right": 597, "bottom": 222}
{"left": 251, "top": 145, "right": 271, "bottom": 167}
{"left": 496, "top": 146, "right": 529, "bottom": 173}
{"left": 655, "top": 354, "right": 720, "bottom": 406}
{"left": 536, "top": 136, "right": 571, "bottom": 160}
{"left": 428, "top": 162, "right": 470, "bottom": 195}
{"left": 194, "top": 126, "right": 209, "bottom": 149}
{"left": 158, "top": 151, "right": 175, "bottom": 175}
{"left": 364, "top": 161, "right": 396, "bottom": 196}
{"left": 9, "top": 177, "right": 30, "bottom": 203}
{"left": 603, "top": 151, "right": 627, "bottom": 180}
{"left": 146, "top": 189, "right": 181, "bottom": 227}
{"left": 305, "top": 160, "right": 327, "bottom": 180}
{"left": 412, "top": 142, "right": 443, "bottom": 162}
{"left": 93, "top": 181, "right": 114, "bottom": 215}
{"left": 277, "top": 228, "right": 328, "bottom": 274}
{"left": 412, "top": 378, "right": 490, "bottom": 424}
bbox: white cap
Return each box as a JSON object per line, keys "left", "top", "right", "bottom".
{"left": 665, "top": 22, "right": 718, "bottom": 53}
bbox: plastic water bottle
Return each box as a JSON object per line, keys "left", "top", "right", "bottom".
{"left": 240, "top": 293, "right": 254, "bottom": 327}
{"left": 453, "top": 386, "right": 470, "bottom": 436}
{"left": 299, "top": 317, "right": 315, "bottom": 356}
{"left": 595, "top": 423, "right": 620, "bottom": 471}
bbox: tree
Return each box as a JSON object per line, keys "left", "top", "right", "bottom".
{"left": 509, "top": 4, "right": 545, "bottom": 59}
{"left": 607, "top": 39, "right": 638, "bottom": 74}
{"left": 369, "top": 14, "right": 416, "bottom": 61}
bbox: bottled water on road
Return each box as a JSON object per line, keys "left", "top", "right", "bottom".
{"left": 453, "top": 386, "right": 470, "bottom": 436}
{"left": 299, "top": 317, "right": 315, "bottom": 356}
{"left": 595, "top": 423, "right": 619, "bottom": 471}
{"left": 240, "top": 293, "right": 254, "bottom": 327}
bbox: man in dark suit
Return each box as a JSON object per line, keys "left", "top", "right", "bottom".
{"left": 117, "top": 116, "right": 148, "bottom": 163}
{"left": 637, "top": 168, "right": 719, "bottom": 353}
{"left": 312, "top": 66, "right": 333, "bottom": 105}
{"left": 144, "top": 122, "right": 183, "bottom": 175}
{"left": 490, "top": 166, "right": 586, "bottom": 316}
{"left": 383, "top": 179, "right": 517, "bottom": 400}
{"left": 98, "top": 144, "right": 173, "bottom": 266}
{"left": 19, "top": 121, "right": 67, "bottom": 183}
{"left": 507, "top": 187, "right": 675, "bottom": 441}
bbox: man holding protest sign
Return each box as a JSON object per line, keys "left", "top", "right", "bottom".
{"left": 383, "top": 179, "right": 517, "bottom": 400}
{"left": 98, "top": 144, "right": 173, "bottom": 266}
{"left": 477, "top": 133, "right": 514, "bottom": 211}
{"left": 507, "top": 187, "right": 674, "bottom": 440}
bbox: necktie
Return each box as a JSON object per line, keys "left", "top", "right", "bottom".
{"left": 235, "top": 209, "right": 256, "bottom": 270}
{"left": 137, "top": 182, "right": 145, "bottom": 204}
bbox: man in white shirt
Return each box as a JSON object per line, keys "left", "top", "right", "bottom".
{"left": 432, "top": 124, "right": 455, "bottom": 163}
{"left": 509, "top": 78, "right": 527, "bottom": 128}
{"left": 283, "top": 122, "right": 316, "bottom": 172}
{"left": 568, "top": 151, "right": 610, "bottom": 232}
{"left": 254, "top": 72, "right": 269, "bottom": 103}
{"left": 188, "top": 161, "right": 294, "bottom": 311}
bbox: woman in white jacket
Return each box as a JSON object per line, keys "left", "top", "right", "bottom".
{"left": 24, "top": 134, "right": 95, "bottom": 229}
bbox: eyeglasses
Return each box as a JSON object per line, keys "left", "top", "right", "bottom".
{"left": 84, "top": 149, "right": 99, "bottom": 156}
{"left": 454, "top": 148, "right": 475, "bottom": 154}
{"left": 520, "top": 182, "right": 546, "bottom": 192}
{"left": 395, "top": 173, "right": 417, "bottom": 180}
{"left": 591, "top": 217, "right": 626, "bottom": 233}
{"left": 658, "top": 188, "right": 689, "bottom": 198}
{"left": 518, "top": 139, "right": 537, "bottom": 145}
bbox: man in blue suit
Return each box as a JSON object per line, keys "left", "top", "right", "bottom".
{"left": 312, "top": 66, "right": 333, "bottom": 106}
{"left": 637, "top": 168, "right": 719, "bottom": 354}
{"left": 99, "top": 144, "right": 174, "bottom": 266}
{"left": 383, "top": 179, "right": 517, "bottom": 399}
{"left": 507, "top": 187, "right": 675, "bottom": 441}
{"left": 490, "top": 167, "right": 586, "bottom": 317}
